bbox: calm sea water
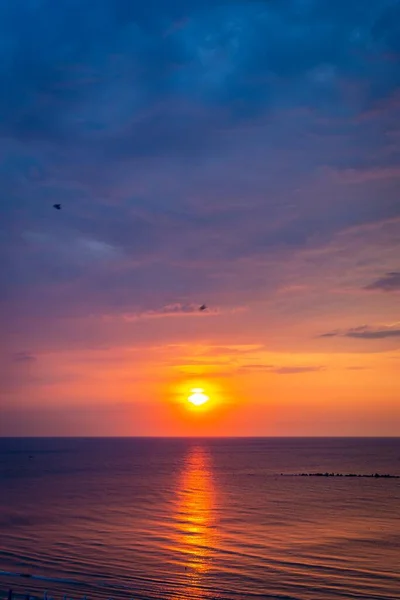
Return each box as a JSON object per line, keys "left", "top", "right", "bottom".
{"left": 0, "top": 438, "right": 399, "bottom": 600}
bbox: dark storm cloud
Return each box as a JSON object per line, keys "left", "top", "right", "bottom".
{"left": 365, "top": 271, "right": 400, "bottom": 292}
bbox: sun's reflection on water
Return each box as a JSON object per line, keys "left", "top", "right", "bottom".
{"left": 172, "top": 445, "right": 216, "bottom": 599}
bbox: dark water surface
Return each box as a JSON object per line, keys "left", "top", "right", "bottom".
{"left": 1, "top": 438, "right": 399, "bottom": 600}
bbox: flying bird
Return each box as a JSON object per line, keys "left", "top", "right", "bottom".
{"left": 53, "top": 204, "right": 61, "bottom": 210}
{"left": 199, "top": 304, "right": 207, "bottom": 311}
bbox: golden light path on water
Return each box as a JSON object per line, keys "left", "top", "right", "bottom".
{"left": 172, "top": 446, "right": 216, "bottom": 600}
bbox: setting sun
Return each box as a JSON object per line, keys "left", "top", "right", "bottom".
{"left": 188, "top": 388, "right": 209, "bottom": 407}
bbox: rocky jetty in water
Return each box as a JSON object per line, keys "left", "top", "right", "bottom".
{"left": 282, "top": 472, "right": 400, "bottom": 478}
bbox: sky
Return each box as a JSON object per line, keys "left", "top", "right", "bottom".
{"left": 1, "top": 0, "right": 399, "bottom": 437}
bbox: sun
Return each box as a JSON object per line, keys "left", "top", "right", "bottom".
{"left": 188, "top": 388, "right": 209, "bottom": 407}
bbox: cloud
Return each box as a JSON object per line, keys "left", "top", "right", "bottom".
{"left": 238, "top": 364, "right": 325, "bottom": 375}
{"left": 329, "top": 167, "right": 400, "bottom": 184}
{"left": 1, "top": 0, "right": 399, "bottom": 148}
{"left": 197, "top": 344, "right": 263, "bottom": 357}
{"left": 103, "top": 302, "right": 226, "bottom": 321}
{"left": 272, "top": 365, "right": 325, "bottom": 375}
{"left": 319, "top": 331, "right": 339, "bottom": 338}
{"left": 320, "top": 325, "right": 400, "bottom": 340}
{"left": 365, "top": 271, "right": 400, "bottom": 292}
{"left": 347, "top": 328, "right": 400, "bottom": 340}
{"left": 12, "top": 352, "right": 36, "bottom": 363}
{"left": 236, "top": 364, "right": 275, "bottom": 373}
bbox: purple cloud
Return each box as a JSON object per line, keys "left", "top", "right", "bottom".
{"left": 12, "top": 352, "right": 37, "bottom": 363}
{"left": 365, "top": 272, "right": 400, "bottom": 292}
{"left": 320, "top": 325, "right": 400, "bottom": 340}
{"left": 346, "top": 328, "right": 400, "bottom": 340}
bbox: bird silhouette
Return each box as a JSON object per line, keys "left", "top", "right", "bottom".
{"left": 53, "top": 204, "right": 61, "bottom": 210}
{"left": 199, "top": 304, "right": 207, "bottom": 311}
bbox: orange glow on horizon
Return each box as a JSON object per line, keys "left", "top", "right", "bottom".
{"left": 5, "top": 340, "right": 399, "bottom": 437}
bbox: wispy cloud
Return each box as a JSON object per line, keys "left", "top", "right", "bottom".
{"left": 329, "top": 167, "right": 400, "bottom": 184}
{"left": 272, "top": 365, "right": 325, "bottom": 375}
{"left": 346, "top": 328, "right": 400, "bottom": 340}
{"left": 101, "top": 303, "right": 245, "bottom": 322}
{"left": 12, "top": 352, "right": 37, "bottom": 363}
{"left": 320, "top": 325, "right": 400, "bottom": 340}
{"left": 237, "top": 364, "right": 325, "bottom": 375}
{"left": 365, "top": 272, "right": 400, "bottom": 292}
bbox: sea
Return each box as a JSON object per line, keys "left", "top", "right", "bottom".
{"left": 0, "top": 437, "right": 399, "bottom": 600}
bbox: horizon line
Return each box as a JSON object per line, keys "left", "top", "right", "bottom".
{"left": 1, "top": 435, "right": 399, "bottom": 440}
